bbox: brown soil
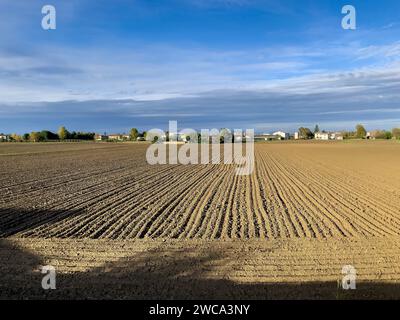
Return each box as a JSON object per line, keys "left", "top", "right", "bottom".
{"left": 1, "top": 141, "right": 399, "bottom": 299}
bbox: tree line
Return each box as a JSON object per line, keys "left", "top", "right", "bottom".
{"left": 2, "top": 126, "right": 148, "bottom": 142}
{"left": 3, "top": 124, "right": 400, "bottom": 142}
{"left": 6, "top": 127, "right": 95, "bottom": 142}
{"left": 128, "top": 128, "right": 147, "bottom": 141}
{"left": 298, "top": 124, "right": 400, "bottom": 140}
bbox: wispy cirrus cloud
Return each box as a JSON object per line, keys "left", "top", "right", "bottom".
{"left": 2, "top": 39, "right": 400, "bottom": 103}
{"left": 355, "top": 41, "right": 400, "bottom": 60}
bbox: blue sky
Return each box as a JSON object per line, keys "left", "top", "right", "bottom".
{"left": 1, "top": 0, "right": 400, "bottom": 133}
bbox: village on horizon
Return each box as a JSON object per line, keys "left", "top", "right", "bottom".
{"left": 1, "top": 124, "right": 400, "bottom": 143}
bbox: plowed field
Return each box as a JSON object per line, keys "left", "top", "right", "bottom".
{"left": 1, "top": 141, "right": 400, "bottom": 299}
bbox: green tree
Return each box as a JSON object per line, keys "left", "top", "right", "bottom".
{"left": 30, "top": 132, "right": 41, "bottom": 142}
{"left": 23, "top": 133, "right": 30, "bottom": 141}
{"left": 69, "top": 131, "right": 78, "bottom": 139}
{"left": 314, "top": 124, "right": 320, "bottom": 133}
{"left": 384, "top": 131, "right": 392, "bottom": 140}
{"left": 129, "top": 128, "right": 139, "bottom": 141}
{"left": 10, "top": 133, "right": 22, "bottom": 142}
{"left": 355, "top": 124, "right": 367, "bottom": 139}
{"left": 342, "top": 130, "right": 356, "bottom": 139}
{"left": 69, "top": 131, "right": 95, "bottom": 140}
{"left": 298, "top": 127, "right": 314, "bottom": 139}
{"left": 58, "top": 126, "right": 69, "bottom": 140}
{"left": 40, "top": 130, "right": 58, "bottom": 141}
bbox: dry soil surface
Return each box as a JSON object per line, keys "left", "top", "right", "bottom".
{"left": 1, "top": 141, "right": 399, "bottom": 299}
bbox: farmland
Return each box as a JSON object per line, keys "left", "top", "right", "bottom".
{"left": 1, "top": 141, "right": 400, "bottom": 299}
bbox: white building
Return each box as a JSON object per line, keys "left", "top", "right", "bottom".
{"left": 102, "top": 134, "right": 131, "bottom": 141}
{"left": 273, "top": 131, "right": 289, "bottom": 140}
{"left": 314, "top": 132, "right": 330, "bottom": 140}
{"left": 0, "top": 134, "right": 10, "bottom": 142}
{"left": 254, "top": 134, "right": 280, "bottom": 141}
{"left": 94, "top": 134, "right": 108, "bottom": 141}
{"left": 294, "top": 132, "right": 299, "bottom": 140}
{"left": 330, "top": 132, "right": 344, "bottom": 140}
{"left": 314, "top": 132, "right": 344, "bottom": 140}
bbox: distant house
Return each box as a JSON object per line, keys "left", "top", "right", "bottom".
{"left": 315, "top": 132, "right": 343, "bottom": 140}
{"left": 314, "top": 132, "right": 330, "bottom": 140}
{"left": 294, "top": 132, "right": 299, "bottom": 140}
{"left": 0, "top": 134, "right": 10, "bottom": 142}
{"left": 255, "top": 134, "right": 281, "bottom": 141}
{"left": 330, "top": 132, "right": 344, "bottom": 140}
{"left": 108, "top": 134, "right": 120, "bottom": 140}
{"left": 94, "top": 134, "right": 108, "bottom": 141}
{"left": 108, "top": 134, "right": 130, "bottom": 141}
{"left": 163, "top": 141, "right": 185, "bottom": 145}
{"left": 273, "top": 131, "right": 289, "bottom": 140}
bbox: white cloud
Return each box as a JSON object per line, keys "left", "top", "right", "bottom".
{"left": 1, "top": 40, "right": 400, "bottom": 104}
{"left": 355, "top": 41, "right": 400, "bottom": 60}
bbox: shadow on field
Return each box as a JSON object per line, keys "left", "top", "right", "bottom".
{"left": 1, "top": 238, "right": 400, "bottom": 300}
{"left": 0, "top": 208, "right": 85, "bottom": 237}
